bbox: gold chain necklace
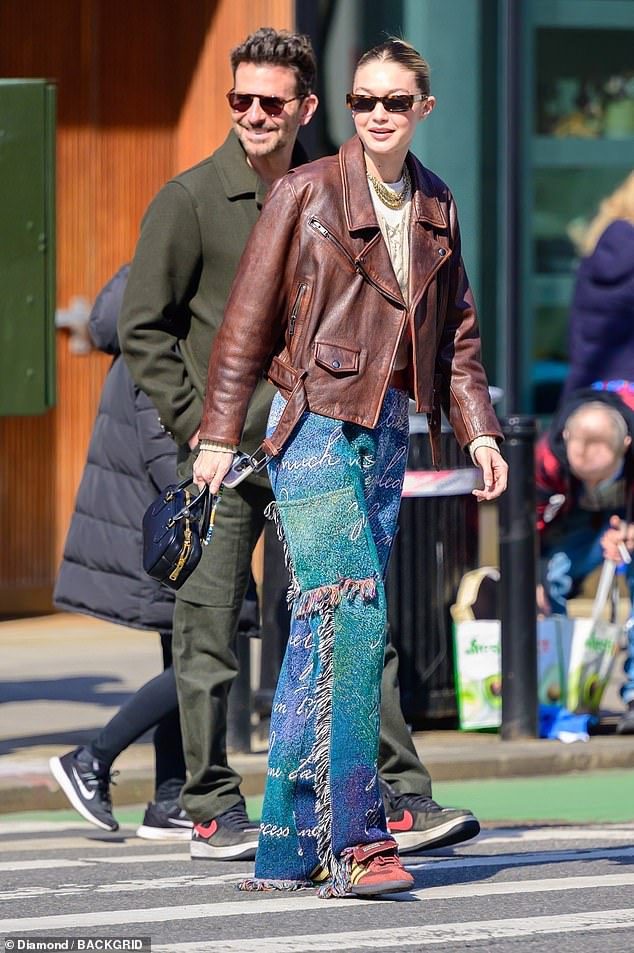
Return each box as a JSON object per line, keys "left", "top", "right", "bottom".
{"left": 366, "top": 165, "right": 411, "bottom": 210}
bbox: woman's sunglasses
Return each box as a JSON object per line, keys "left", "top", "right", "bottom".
{"left": 346, "top": 93, "right": 427, "bottom": 113}
{"left": 226, "top": 90, "right": 301, "bottom": 118}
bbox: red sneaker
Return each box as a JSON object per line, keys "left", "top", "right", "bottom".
{"left": 348, "top": 839, "right": 414, "bottom": 896}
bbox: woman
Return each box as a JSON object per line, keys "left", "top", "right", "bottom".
{"left": 562, "top": 169, "right": 634, "bottom": 399}
{"left": 194, "top": 39, "right": 507, "bottom": 897}
{"left": 50, "top": 265, "right": 189, "bottom": 839}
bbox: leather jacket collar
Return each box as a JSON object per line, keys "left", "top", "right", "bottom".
{"left": 339, "top": 135, "right": 447, "bottom": 233}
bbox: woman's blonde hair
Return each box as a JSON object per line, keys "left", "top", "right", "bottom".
{"left": 354, "top": 38, "right": 431, "bottom": 97}
{"left": 579, "top": 170, "right": 634, "bottom": 256}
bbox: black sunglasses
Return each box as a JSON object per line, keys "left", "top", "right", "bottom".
{"left": 227, "top": 90, "right": 301, "bottom": 117}
{"left": 346, "top": 93, "right": 427, "bottom": 113}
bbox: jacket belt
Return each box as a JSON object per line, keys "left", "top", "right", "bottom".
{"left": 261, "top": 359, "right": 308, "bottom": 457}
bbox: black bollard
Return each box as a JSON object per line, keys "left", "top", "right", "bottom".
{"left": 499, "top": 415, "right": 538, "bottom": 739}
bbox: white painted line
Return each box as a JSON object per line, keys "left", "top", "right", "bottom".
{"left": 0, "top": 836, "right": 154, "bottom": 854}
{"left": 478, "top": 826, "right": 634, "bottom": 844}
{"left": 153, "top": 908, "right": 634, "bottom": 952}
{"left": 3, "top": 872, "right": 634, "bottom": 932}
{"left": 0, "top": 872, "right": 246, "bottom": 902}
{"left": 0, "top": 859, "right": 91, "bottom": 872}
{"left": 0, "top": 852, "right": 189, "bottom": 873}
{"left": 2, "top": 842, "right": 634, "bottom": 878}
{"left": 408, "top": 844, "right": 634, "bottom": 871}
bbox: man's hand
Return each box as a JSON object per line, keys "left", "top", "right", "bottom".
{"left": 600, "top": 514, "right": 634, "bottom": 563}
{"left": 193, "top": 448, "right": 234, "bottom": 494}
{"left": 472, "top": 447, "right": 508, "bottom": 501}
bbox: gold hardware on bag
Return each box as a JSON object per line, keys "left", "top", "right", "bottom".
{"left": 168, "top": 489, "right": 192, "bottom": 582}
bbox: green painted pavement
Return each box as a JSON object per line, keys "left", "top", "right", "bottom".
{"left": 3, "top": 771, "right": 634, "bottom": 827}
{"left": 433, "top": 770, "right": 634, "bottom": 824}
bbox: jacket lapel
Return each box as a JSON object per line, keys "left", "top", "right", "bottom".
{"left": 339, "top": 137, "right": 451, "bottom": 310}
{"left": 339, "top": 137, "right": 405, "bottom": 307}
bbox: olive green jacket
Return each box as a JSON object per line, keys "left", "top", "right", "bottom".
{"left": 118, "top": 131, "right": 308, "bottom": 466}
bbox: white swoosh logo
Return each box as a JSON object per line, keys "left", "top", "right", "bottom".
{"left": 72, "top": 765, "right": 96, "bottom": 801}
{"left": 168, "top": 817, "right": 193, "bottom": 827}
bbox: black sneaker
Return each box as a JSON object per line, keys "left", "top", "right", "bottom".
{"left": 49, "top": 747, "right": 118, "bottom": 832}
{"left": 136, "top": 800, "right": 193, "bottom": 841}
{"left": 381, "top": 780, "right": 480, "bottom": 854}
{"left": 616, "top": 700, "right": 634, "bottom": 735}
{"left": 190, "top": 799, "right": 259, "bottom": 860}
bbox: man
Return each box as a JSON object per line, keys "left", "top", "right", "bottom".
{"left": 537, "top": 385, "right": 634, "bottom": 734}
{"left": 118, "top": 26, "right": 479, "bottom": 860}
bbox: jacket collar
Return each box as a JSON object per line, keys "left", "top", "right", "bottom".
{"left": 338, "top": 135, "right": 449, "bottom": 308}
{"left": 339, "top": 134, "right": 447, "bottom": 233}
{"left": 214, "top": 130, "right": 310, "bottom": 205}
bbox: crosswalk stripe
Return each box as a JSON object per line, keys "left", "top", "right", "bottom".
{"left": 0, "top": 852, "right": 189, "bottom": 872}
{"left": 408, "top": 844, "right": 634, "bottom": 871}
{"left": 2, "top": 871, "right": 634, "bottom": 932}
{"left": 479, "top": 826, "right": 634, "bottom": 844}
{"left": 0, "top": 871, "right": 245, "bottom": 901}
{"left": 152, "top": 908, "right": 634, "bottom": 952}
{"left": 2, "top": 842, "right": 634, "bottom": 876}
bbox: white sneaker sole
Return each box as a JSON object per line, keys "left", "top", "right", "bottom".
{"left": 136, "top": 824, "right": 193, "bottom": 841}
{"left": 392, "top": 815, "right": 479, "bottom": 853}
{"left": 48, "top": 756, "right": 118, "bottom": 832}
{"left": 190, "top": 838, "right": 258, "bottom": 860}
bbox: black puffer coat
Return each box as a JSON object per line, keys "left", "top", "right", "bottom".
{"left": 54, "top": 265, "right": 176, "bottom": 631}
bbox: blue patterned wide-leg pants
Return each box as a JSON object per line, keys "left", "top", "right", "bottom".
{"left": 246, "top": 388, "right": 409, "bottom": 896}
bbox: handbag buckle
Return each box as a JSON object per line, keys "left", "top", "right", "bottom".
{"left": 250, "top": 446, "right": 269, "bottom": 472}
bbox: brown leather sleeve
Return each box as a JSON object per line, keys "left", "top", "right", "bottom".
{"left": 437, "top": 194, "right": 503, "bottom": 451}
{"left": 199, "top": 177, "right": 300, "bottom": 446}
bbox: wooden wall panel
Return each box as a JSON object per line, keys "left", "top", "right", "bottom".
{"left": 176, "top": 0, "right": 295, "bottom": 170}
{"left": 0, "top": 0, "right": 293, "bottom": 612}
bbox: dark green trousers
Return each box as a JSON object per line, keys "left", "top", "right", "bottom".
{"left": 173, "top": 468, "right": 431, "bottom": 823}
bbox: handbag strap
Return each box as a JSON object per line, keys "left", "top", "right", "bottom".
{"left": 166, "top": 478, "right": 217, "bottom": 543}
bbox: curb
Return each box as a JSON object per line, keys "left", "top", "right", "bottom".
{"left": 3, "top": 736, "right": 634, "bottom": 815}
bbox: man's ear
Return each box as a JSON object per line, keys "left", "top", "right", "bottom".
{"left": 624, "top": 435, "right": 632, "bottom": 452}
{"left": 300, "top": 93, "right": 319, "bottom": 126}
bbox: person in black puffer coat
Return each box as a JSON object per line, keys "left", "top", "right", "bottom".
{"left": 49, "top": 264, "right": 190, "bottom": 840}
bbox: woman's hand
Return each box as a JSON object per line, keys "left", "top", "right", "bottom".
{"left": 472, "top": 447, "right": 508, "bottom": 501}
{"left": 193, "top": 448, "right": 234, "bottom": 495}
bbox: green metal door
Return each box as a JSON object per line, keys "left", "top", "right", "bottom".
{"left": 0, "top": 79, "right": 56, "bottom": 415}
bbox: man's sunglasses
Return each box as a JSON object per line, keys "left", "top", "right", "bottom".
{"left": 346, "top": 93, "right": 427, "bottom": 113}
{"left": 226, "top": 90, "right": 301, "bottom": 117}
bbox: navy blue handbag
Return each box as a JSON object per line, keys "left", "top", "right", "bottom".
{"left": 142, "top": 477, "right": 213, "bottom": 590}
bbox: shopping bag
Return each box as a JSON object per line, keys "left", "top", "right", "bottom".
{"left": 451, "top": 567, "right": 504, "bottom": 729}
{"left": 452, "top": 617, "right": 566, "bottom": 729}
{"left": 452, "top": 617, "right": 501, "bottom": 729}
{"left": 451, "top": 562, "right": 622, "bottom": 730}
{"left": 558, "top": 560, "right": 622, "bottom": 713}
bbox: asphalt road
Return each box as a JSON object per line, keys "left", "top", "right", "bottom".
{"left": 1, "top": 818, "right": 634, "bottom": 952}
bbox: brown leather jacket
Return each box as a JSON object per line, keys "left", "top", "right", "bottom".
{"left": 200, "top": 135, "right": 502, "bottom": 465}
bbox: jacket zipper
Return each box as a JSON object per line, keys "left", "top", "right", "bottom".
{"left": 288, "top": 283, "right": 307, "bottom": 337}
{"left": 309, "top": 216, "right": 403, "bottom": 306}
{"left": 309, "top": 217, "right": 357, "bottom": 270}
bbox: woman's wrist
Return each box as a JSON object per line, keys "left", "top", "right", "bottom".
{"left": 198, "top": 440, "right": 237, "bottom": 454}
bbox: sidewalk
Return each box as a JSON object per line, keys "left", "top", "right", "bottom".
{"left": 1, "top": 613, "right": 633, "bottom": 815}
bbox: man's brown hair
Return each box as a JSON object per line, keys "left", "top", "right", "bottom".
{"left": 230, "top": 27, "right": 317, "bottom": 99}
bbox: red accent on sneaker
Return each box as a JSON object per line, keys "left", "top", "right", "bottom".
{"left": 194, "top": 820, "right": 218, "bottom": 837}
{"left": 387, "top": 809, "right": 414, "bottom": 832}
{"left": 349, "top": 842, "right": 414, "bottom": 895}
{"left": 351, "top": 839, "right": 397, "bottom": 862}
